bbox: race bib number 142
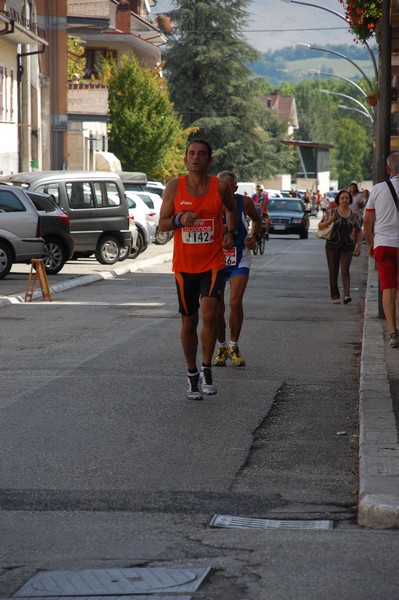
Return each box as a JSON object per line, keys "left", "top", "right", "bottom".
{"left": 182, "top": 218, "right": 214, "bottom": 244}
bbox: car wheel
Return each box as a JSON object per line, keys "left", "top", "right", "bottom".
{"left": 43, "top": 236, "right": 67, "bottom": 275}
{"left": 154, "top": 228, "right": 171, "bottom": 245}
{"left": 119, "top": 243, "right": 131, "bottom": 261}
{"left": 0, "top": 241, "right": 13, "bottom": 280}
{"left": 130, "top": 231, "right": 144, "bottom": 259}
{"left": 95, "top": 236, "right": 120, "bottom": 264}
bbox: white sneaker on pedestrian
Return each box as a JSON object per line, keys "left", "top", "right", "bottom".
{"left": 200, "top": 366, "right": 217, "bottom": 395}
{"left": 187, "top": 372, "right": 203, "bottom": 400}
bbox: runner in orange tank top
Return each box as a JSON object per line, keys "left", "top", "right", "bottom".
{"left": 159, "top": 139, "right": 237, "bottom": 401}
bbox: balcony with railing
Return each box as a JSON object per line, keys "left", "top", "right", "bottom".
{"left": 67, "top": 83, "right": 108, "bottom": 116}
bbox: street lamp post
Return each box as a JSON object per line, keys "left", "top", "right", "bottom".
{"left": 337, "top": 104, "right": 374, "bottom": 122}
{"left": 308, "top": 69, "right": 368, "bottom": 98}
{"left": 297, "top": 43, "right": 374, "bottom": 91}
{"left": 320, "top": 89, "right": 374, "bottom": 122}
{"left": 280, "top": 0, "right": 378, "bottom": 80}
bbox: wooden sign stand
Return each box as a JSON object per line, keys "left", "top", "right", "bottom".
{"left": 25, "top": 259, "right": 52, "bottom": 302}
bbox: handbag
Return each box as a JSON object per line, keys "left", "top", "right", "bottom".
{"left": 316, "top": 221, "right": 334, "bottom": 240}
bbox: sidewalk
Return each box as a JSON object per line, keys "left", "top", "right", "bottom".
{"left": 358, "top": 258, "right": 399, "bottom": 528}
{"left": 1, "top": 248, "right": 399, "bottom": 528}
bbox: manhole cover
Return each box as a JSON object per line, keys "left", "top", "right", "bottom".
{"left": 13, "top": 568, "right": 211, "bottom": 597}
{"left": 210, "top": 514, "right": 333, "bottom": 530}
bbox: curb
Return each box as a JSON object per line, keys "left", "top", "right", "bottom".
{"left": 358, "top": 258, "right": 399, "bottom": 528}
{"left": 0, "top": 251, "right": 172, "bottom": 308}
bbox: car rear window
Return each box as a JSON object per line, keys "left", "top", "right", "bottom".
{"left": 27, "top": 192, "right": 57, "bottom": 212}
{"left": 0, "top": 189, "right": 26, "bottom": 212}
{"left": 136, "top": 194, "right": 154, "bottom": 209}
{"left": 269, "top": 200, "right": 303, "bottom": 212}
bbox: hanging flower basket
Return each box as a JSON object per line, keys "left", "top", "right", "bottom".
{"left": 338, "top": 0, "right": 382, "bottom": 42}
{"left": 156, "top": 14, "right": 172, "bottom": 34}
{"left": 366, "top": 93, "right": 378, "bottom": 106}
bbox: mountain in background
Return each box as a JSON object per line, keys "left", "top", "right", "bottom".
{"left": 251, "top": 44, "right": 376, "bottom": 85}
{"left": 151, "top": 0, "right": 363, "bottom": 53}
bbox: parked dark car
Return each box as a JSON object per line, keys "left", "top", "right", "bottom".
{"left": 26, "top": 191, "right": 74, "bottom": 275}
{"left": 268, "top": 198, "right": 310, "bottom": 239}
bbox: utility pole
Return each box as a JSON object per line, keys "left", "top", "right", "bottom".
{"left": 377, "top": 0, "right": 391, "bottom": 318}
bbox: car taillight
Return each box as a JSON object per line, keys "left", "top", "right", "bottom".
{"left": 129, "top": 215, "right": 135, "bottom": 221}
{"left": 148, "top": 212, "right": 156, "bottom": 217}
{"left": 59, "top": 213, "right": 71, "bottom": 229}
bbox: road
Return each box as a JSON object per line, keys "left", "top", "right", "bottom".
{"left": 1, "top": 225, "right": 399, "bottom": 600}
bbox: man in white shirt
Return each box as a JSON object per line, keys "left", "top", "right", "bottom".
{"left": 363, "top": 152, "right": 399, "bottom": 348}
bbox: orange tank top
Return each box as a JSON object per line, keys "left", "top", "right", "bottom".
{"left": 172, "top": 175, "right": 225, "bottom": 273}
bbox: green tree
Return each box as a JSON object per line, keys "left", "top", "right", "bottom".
{"left": 334, "top": 118, "right": 368, "bottom": 187}
{"left": 67, "top": 37, "right": 86, "bottom": 82}
{"left": 107, "top": 54, "right": 184, "bottom": 178}
{"left": 163, "top": 0, "right": 294, "bottom": 179}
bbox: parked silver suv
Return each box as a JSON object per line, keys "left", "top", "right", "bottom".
{"left": 0, "top": 185, "right": 45, "bottom": 279}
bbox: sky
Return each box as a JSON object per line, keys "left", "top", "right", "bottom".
{"left": 151, "top": 0, "right": 358, "bottom": 53}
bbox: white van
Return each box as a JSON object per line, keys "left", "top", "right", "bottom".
{"left": 237, "top": 182, "right": 256, "bottom": 197}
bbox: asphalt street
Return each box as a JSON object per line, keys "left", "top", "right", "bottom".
{"left": 1, "top": 222, "right": 399, "bottom": 600}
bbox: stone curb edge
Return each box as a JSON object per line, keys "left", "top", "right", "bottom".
{"left": 358, "top": 258, "right": 399, "bottom": 528}
{"left": 0, "top": 252, "right": 172, "bottom": 308}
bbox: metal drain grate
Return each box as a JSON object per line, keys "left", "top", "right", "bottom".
{"left": 210, "top": 514, "right": 333, "bottom": 530}
{"left": 13, "top": 568, "right": 211, "bottom": 597}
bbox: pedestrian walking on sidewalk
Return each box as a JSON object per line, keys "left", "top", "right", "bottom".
{"left": 318, "top": 189, "right": 362, "bottom": 304}
{"left": 214, "top": 171, "right": 261, "bottom": 368}
{"left": 363, "top": 152, "right": 399, "bottom": 348}
{"left": 158, "top": 139, "right": 238, "bottom": 400}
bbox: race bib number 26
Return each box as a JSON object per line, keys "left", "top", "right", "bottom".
{"left": 182, "top": 218, "right": 214, "bottom": 244}
{"left": 224, "top": 247, "right": 237, "bottom": 266}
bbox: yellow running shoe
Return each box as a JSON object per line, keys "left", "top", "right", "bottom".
{"left": 229, "top": 345, "right": 246, "bottom": 367}
{"left": 214, "top": 346, "right": 228, "bottom": 366}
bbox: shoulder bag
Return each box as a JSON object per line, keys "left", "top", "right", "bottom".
{"left": 316, "top": 216, "right": 334, "bottom": 240}
{"left": 316, "top": 210, "right": 335, "bottom": 240}
{"left": 386, "top": 179, "right": 399, "bottom": 210}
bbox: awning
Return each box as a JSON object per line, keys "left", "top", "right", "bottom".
{"left": 95, "top": 151, "right": 122, "bottom": 172}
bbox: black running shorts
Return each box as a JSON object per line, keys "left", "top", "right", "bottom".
{"left": 174, "top": 269, "right": 225, "bottom": 316}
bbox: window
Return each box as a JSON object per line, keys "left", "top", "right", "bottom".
{"left": 37, "top": 184, "right": 61, "bottom": 206}
{"left": 104, "top": 182, "right": 121, "bottom": 207}
{"left": 85, "top": 48, "right": 117, "bottom": 79}
{"left": 66, "top": 181, "right": 95, "bottom": 209}
{"left": 0, "top": 189, "right": 26, "bottom": 212}
{"left": 0, "top": 67, "right": 4, "bottom": 121}
{"left": 9, "top": 69, "right": 14, "bottom": 120}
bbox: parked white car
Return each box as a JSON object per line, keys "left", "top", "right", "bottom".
{"left": 134, "top": 191, "right": 172, "bottom": 245}
{"left": 125, "top": 191, "right": 157, "bottom": 257}
{"left": 145, "top": 181, "right": 165, "bottom": 197}
{"left": 265, "top": 189, "right": 283, "bottom": 199}
{"left": 119, "top": 220, "right": 139, "bottom": 261}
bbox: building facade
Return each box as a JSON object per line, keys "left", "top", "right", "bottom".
{"left": 0, "top": 0, "right": 165, "bottom": 175}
